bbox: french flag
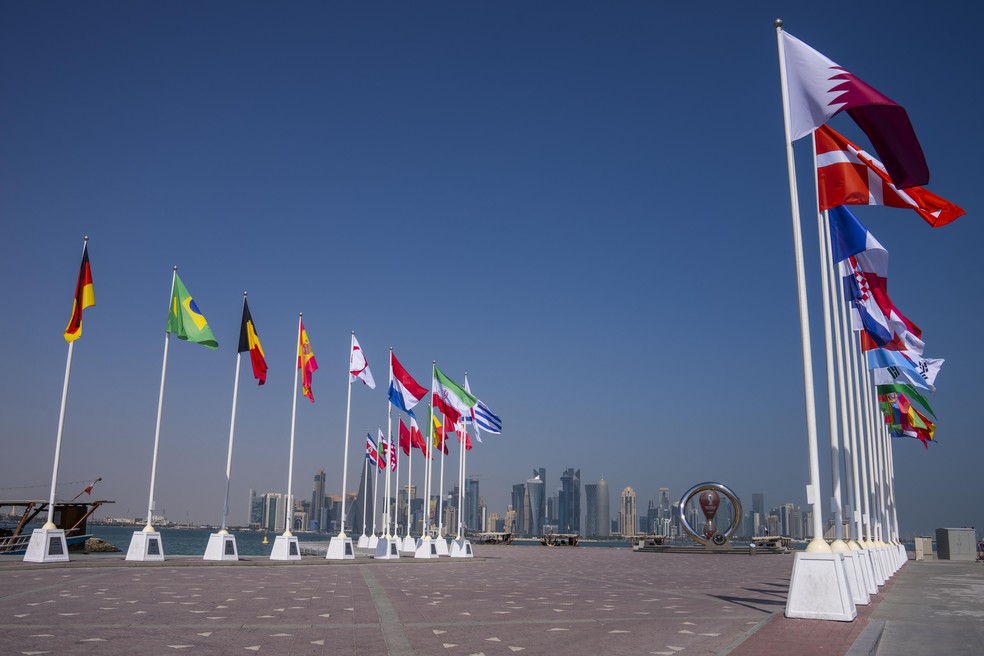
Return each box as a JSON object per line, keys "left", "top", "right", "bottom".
{"left": 388, "top": 351, "right": 427, "bottom": 416}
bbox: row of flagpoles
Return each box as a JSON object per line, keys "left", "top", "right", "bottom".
{"left": 33, "top": 244, "right": 502, "bottom": 562}
{"left": 776, "top": 21, "right": 964, "bottom": 620}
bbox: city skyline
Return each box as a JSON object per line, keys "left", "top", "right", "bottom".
{"left": 2, "top": 3, "right": 981, "bottom": 540}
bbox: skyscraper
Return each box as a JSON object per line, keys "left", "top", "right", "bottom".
{"left": 584, "top": 484, "right": 598, "bottom": 537}
{"left": 558, "top": 468, "right": 581, "bottom": 533}
{"left": 620, "top": 486, "right": 637, "bottom": 536}
{"left": 465, "top": 478, "right": 480, "bottom": 532}
{"left": 596, "top": 477, "right": 610, "bottom": 537}
{"left": 657, "top": 487, "right": 671, "bottom": 521}
{"left": 311, "top": 468, "right": 326, "bottom": 532}
{"left": 511, "top": 483, "right": 526, "bottom": 537}
{"left": 525, "top": 472, "right": 544, "bottom": 537}
{"left": 752, "top": 493, "right": 765, "bottom": 520}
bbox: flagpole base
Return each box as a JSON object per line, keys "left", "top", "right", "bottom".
{"left": 367, "top": 534, "right": 379, "bottom": 549}
{"left": 849, "top": 542, "right": 879, "bottom": 595}
{"left": 204, "top": 532, "right": 239, "bottom": 561}
{"left": 125, "top": 530, "right": 165, "bottom": 562}
{"left": 400, "top": 535, "right": 416, "bottom": 553}
{"left": 449, "top": 538, "right": 473, "bottom": 558}
{"left": 868, "top": 545, "right": 888, "bottom": 586}
{"left": 784, "top": 551, "right": 857, "bottom": 621}
{"left": 357, "top": 533, "right": 370, "bottom": 548}
{"left": 269, "top": 534, "right": 301, "bottom": 561}
{"left": 23, "top": 528, "right": 70, "bottom": 563}
{"left": 434, "top": 536, "right": 450, "bottom": 556}
{"left": 414, "top": 536, "right": 438, "bottom": 559}
{"left": 374, "top": 536, "right": 401, "bottom": 559}
{"left": 326, "top": 535, "right": 355, "bottom": 560}
{"left": 839, "top": 550, "right": 870, "bottom": 606}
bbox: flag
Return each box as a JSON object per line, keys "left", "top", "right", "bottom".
{"left": 237, "top": 299, "right": 268, "bottom": 385}
{"left": 816, "top": 125, "right": 964, "bottom": 227}
{"left": 457, "top": 430, "right": 473, "bottom": 451}
{"left": 377, "top": 430, "right": 387, "bottom": 470}
{"left": 409, "top": 417, "right": 427, "bottom": 456}
{"left": 390, "top": 438, "right": 397, "bottom": 471}
{"left": 350, "top": 334, "right": 375, "bottom": 389}
{"left": 462, "top": 374, "right": 501, "bottom": 439}
{"left": 873, "top": 361, "right": 932, "bottom": 391}
{"left": 388, "top": 352, "right": 427, "bottom": 415}
{"left": 64, "top": 242, "right": 95, "bottom": 343}
{"left": 867, "top": 348, "right": 933, "bottom": 390}
{"left": 877, "top": 383, "right": 935, "bottom": 418}
{"left": 432, "top": 366, "right": 477, "bottom": 424}
{"left": 399, "top": 418, "right": 412, "bottom": 456}
{"left": 828, "top": 206, "right": 922, "bottom": 352}
{"left": 166, "top": 273, "right": 218, "bottom": 349}
{"left": 365, "top": 433, "right": 379, "bottom": 469}
{"left": 780, "top": 30, "right": 928, "bottom": 188}
{"left": 432, "top": 415, "right": 449, "bottom": 455}
{"left": 298, "top": 320, "right": 318, "bottom": 402}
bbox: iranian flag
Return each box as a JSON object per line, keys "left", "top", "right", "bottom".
{"left": 432, "top": 366, "right": 476, "bottom": 424}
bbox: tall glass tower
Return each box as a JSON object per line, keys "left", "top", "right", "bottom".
{"left": 597, "top": 477, "right": 610, "bottom": 537}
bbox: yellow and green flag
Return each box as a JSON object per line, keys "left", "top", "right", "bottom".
{"left": 166, "top": 273, "right": 218, "bottom": 349}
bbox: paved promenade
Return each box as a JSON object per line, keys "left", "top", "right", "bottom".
{"left": 0, "top": 546, "right": 980, "bottom": 655}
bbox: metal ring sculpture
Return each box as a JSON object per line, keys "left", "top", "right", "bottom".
{"left": 678, "top": 482, "right": 743, "bottom": 547}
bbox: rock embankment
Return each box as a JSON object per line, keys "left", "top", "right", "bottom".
{"left": 83, "top": 537, "right": 121, "bottom": 553}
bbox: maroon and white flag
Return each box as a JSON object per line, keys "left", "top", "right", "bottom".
{"left": 780, "top": 30, "right": 929, "bottom": 188}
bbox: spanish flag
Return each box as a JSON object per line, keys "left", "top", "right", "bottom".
{"left": 298, "top": 320, "right": 318, "bottom": 402}
{"left": 64, "top": 242, "right": 95, "bottom": 342}
{"left": 237, "top": 299, "right": 268, "bottom": 385}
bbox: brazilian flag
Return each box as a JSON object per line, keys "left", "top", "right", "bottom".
{"left": 166, "top": 273, "right": 218, "bottom": 349}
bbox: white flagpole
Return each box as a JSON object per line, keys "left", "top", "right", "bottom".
{"left": 405, "top": 419, "right": 414, "bottom": 540}
{"left": 425, "top": 403, "right": 433, "bottom": 537}
{"left": 284, "top": 313, "right": 302, "bottom": 536}
{"left": 219, "top": 293, "right": 247, "bottom": 533}
{"left": 361, "top": 447, "right": 369, "bottom": 538}
{"left": 852, "top": 332, "right": 873, "bottom": 543}
{"left": 144, "top": 266, "right": 177, "bottom": 532}
{"left": 392, "top": 410, "right": 400, "bottom": 537}
{"left": 437, "top": 420, "right": 446, "bottom": 539}
{"left": 831, "top": 244, "right": 860, "bottom": 544}
{"left": 385, "top": 404, "right": 393, "bottom": 537}
{"left": 456, "top": 373, "right": 469, "bottom": 540}
{"left": 43, "top": 237, "right": 90, "bottom": 529}
{"left": 338, "top": 331, "right": 355, "bottom": 537}
{"left": 816, "top": 205, "right": 845, "bottom": 545}
{"left": 371, "top": 434, "right": 380, "bottom": 536}
{"left": 775, "top": 20, "right": 827, "bottom": 552}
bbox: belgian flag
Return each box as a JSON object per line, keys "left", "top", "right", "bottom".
{"left": 64, "top": 241, "right": 95, "bottom": 342}
{"left": 237, "top": 299, "right": 268, "bottom": 385}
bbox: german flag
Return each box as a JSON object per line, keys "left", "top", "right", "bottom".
{"left": 64, "top": 241, "right": 95, "bottom": 342}
{"left": 237, "top": 298, "right": 268, "bottom": 385}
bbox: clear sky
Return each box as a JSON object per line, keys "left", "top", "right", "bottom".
{"left": 1, "top": 2, "right": 979, "bottom": 538}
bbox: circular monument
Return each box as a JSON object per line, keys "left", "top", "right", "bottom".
{"left": 678, "top": 482, "right": 743, "bottom": 548}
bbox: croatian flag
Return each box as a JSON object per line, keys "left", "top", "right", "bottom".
{"left": 388, "top": 351, "right": 427, "bottom": 416}
{"left": 828, "top": 206, "right": 922, "bottom": 353}
{"left": 780, "top": 30, "right": 928, "bottom": 188}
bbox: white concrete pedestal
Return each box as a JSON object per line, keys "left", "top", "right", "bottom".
{"left": 850, "top": 543, "right": 878, "bottom": 595}
{"left": 414, "top": 536, "right": 438, "bottom": 559}
{"left": 203, "top": 532, "right": 239, "bottom": 561}
{"left": 23, "top": 528, "right": 70, "bottom": 563}
{"left": 449, "top": 538, "right": 473, "bottom": 558}
{"left": 839, "top": 550, "right": 870, "bottom": 606}
{"left": 357, "top": 533, "right": 370, "bottom": 548}
{"left": 869, "top": 547, "right": 887, "bottom": 586}
{"left": 784, "top": 551, "right": 857, "bottom": 621}
{"left": 434, "top": 535, "right": 449, "bottom": 556}
{"left": 374, "top": 536, "right": 401, "bottom": 559}
{"left": 367, "top": 534, "right": 379, "bottom": 549}
{"left": 126, "top": 530, "right": 165, "bottom": 562}
{"left": 269, "top": 534, "right": 301, "bottom": 561}
{"left": 326, "top": 535, "right": 355, "bottom": 560}
{"left": 400, "top": 535, "right": 416, "bottom": 553}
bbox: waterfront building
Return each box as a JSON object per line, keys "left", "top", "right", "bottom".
{"left": 657, "top": 487, "right": 671, "bottom": 521}
{"left": 558, "top": 468, "right": 581, "bottom": 534}
{"left": 511, "top": 484, "right": 526, "bottom": 536}
{"left": 311, "top": 468, "right": 326, "bottom": 532}
{"left": 464, "top": 478, "right": 480, "bottom": 532}
{"left": 752, "top": 493, "right": 765, "bottom": 520}
{"left": 584, "top": 484, "right": 598, "bottom": 537}
{"left": 248, "top": 489, "right": 264, "bottom": 528}
{"left": 350, "top": 459, "right": 374, "bottom": 535}
{"left": 596, "top": 477, "right": 610, "bottom": 537}
{"left": 619, "top": 486, "right": 637, "bottom": 537}
{"left": 526, "top": 472, "right": 544, "bottom": 537}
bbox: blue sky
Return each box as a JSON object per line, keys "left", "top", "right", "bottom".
{"left": 1, "top": 2, "right": 979, "bottom": 537}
